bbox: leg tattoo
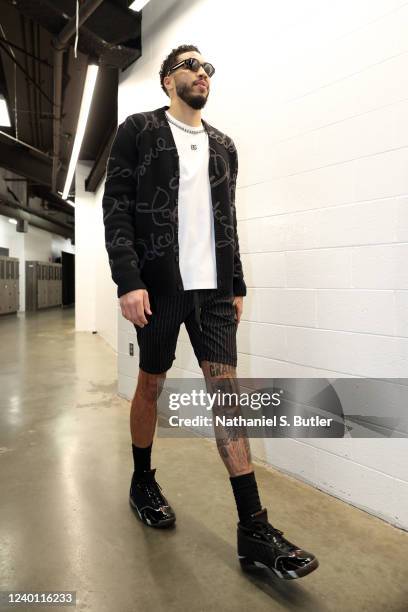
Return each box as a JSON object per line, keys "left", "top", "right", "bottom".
{"left": 130, "top": 369, "right": 167, "bottom": 447}
{"left": 201, "top": 361, "right": 252, "bottom": 476}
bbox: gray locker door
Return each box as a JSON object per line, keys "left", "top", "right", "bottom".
{"left": 25, "top": 262, "right": 36, "bottom": 311}
{"left": 57, "top": 266, "right": 62, "bottom": 305}
{"left": 15, "top": 280, "right": 19, "bottom": 312}
{"left": 0, "top": 259, "right": 5, "bottom": 314}
{"left": 10, "top": 261, "right": 17, "bottom": 312}
{"left": 37, "top": 265, "right": 45, "bottom": 309}
{"left": 46, "top": 264, "right": 51, "bottom": 308}
{"left": 5, "top": 261, "right": 11, "bottom": 313}
{"left": 42, "top": 264, "right": 48, "bottom": 308}
{"left": 50, "top": 267, "right": 55, "bottom": 306}
{"left": 4, "top": 280, "right": 11, "bottom": 312}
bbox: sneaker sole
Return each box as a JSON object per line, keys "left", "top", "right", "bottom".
{"left": 129, "top": 496, "right": 176, "bottom": 529}
{"left": 239, "top": 555, "right": 319, "bottom": 580}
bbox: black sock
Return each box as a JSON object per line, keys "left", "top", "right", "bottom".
{"left": 230, "top": 471, "right": 262, "bottom": 524}
{"left": 132, "top": 442, "right": 153, "bottom": 480}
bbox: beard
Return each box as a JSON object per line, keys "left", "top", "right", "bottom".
{"left": 175, "top": 81, "right": 209, "bottom": 110}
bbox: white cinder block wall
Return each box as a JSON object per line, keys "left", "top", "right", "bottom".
{"left": 75, "top": 162, "right": 118, "bottom": 351}
{"left": 113, "top": 0, "right": 408, "bottom": 529}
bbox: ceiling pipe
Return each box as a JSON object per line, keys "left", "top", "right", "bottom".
{"left": 0, "top": 198, "right": 74, "bottom": 239}
{"left": 0, "top": 128, "right": 51, "bottom": 158}
{"left": 51, "top": 0, "right": 104, "bottom": 192}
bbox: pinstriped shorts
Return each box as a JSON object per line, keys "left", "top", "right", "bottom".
{"left": 134, "top": 288, "right": 238, "bottom": 374}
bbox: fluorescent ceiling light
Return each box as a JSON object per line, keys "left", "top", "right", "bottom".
{"left": 62, "top": 63, "right": 99, "bottom": 200}
{"left": 8, "top": 218, "right": 17, "bottom": 224}
{"left": 0, "top": 94, "right": 11, "bottom": 127}
{"left": 129, "top": 0, "right": 150, "bottom": 11}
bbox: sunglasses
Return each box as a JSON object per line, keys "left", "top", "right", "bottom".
{"left": 167, "top": 57, "right": 215, "bottom": 78}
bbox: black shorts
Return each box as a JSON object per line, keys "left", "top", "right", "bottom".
{"left": 134, "top": 288, "right": 238, "bottom": 374}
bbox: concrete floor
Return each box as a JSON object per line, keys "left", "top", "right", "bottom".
{"left": 1, "top": 308, "right": 408, "bottom": 612}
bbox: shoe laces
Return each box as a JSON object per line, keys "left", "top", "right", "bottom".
{"left": 252, "top": 521, "right": 296, "bottom": 553}
{"left": 139, "top": 476, "right": 166, "bottom": 508}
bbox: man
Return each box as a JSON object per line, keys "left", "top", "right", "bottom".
{"left": 102, "top": 44, "right": 318, "bottom": 580}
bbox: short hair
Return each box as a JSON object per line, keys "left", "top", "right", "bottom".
{"left": 159, "top": 44, "right": 201, "bottom": 96}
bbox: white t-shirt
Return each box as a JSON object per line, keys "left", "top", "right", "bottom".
{"left": 165, "top": 111, "right": 217, "bottom": 290}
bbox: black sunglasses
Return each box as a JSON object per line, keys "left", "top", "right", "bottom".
{"left": 167, "top": 57, "right": 215, "bottom": 78}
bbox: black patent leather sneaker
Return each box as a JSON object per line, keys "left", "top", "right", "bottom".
{"left": 129, "top": 468, "right": 176, "bottom": 528}
{"left": 238, "top": 508, "right": 318, "bottom": 579}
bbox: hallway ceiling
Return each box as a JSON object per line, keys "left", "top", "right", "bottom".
{"left": 0, "top": 0, "right": 141, "bottom": 238}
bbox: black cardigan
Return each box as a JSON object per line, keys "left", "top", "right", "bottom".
{"left": 102, "top": 104, "right": 247, "bottom": 298}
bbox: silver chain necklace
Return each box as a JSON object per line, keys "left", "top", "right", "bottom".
{"left": 165, "top": 111, "right": 205, "bottom": 134}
